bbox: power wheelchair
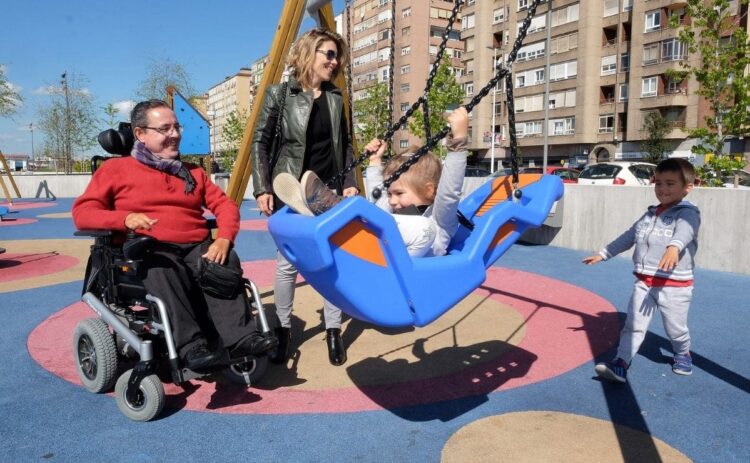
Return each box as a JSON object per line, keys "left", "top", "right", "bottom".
{"left": 72, "top": 123, "right": 273, "bottom": 421}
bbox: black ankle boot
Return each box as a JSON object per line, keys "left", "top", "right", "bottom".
{"left": 326, "top": 328, "right": 347, "bottom": 366}
{"left": 269, "top": 327, "right": 291, "bottom": 364}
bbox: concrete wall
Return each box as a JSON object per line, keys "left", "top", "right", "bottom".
{"left": 8, "top": 174, "right": 749, "bottom": 275}
{"left": 522, "top": 184, "right": 750, "bottom": 275}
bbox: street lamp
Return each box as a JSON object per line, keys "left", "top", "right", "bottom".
{"left": 486, "top": 46, "right": 498, "bottom": 174}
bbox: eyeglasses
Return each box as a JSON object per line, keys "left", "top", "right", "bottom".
{"left": 316, "top": 49, "right": 338, "bottom": 61}
{"left": 140, "top": 124, "right": 183, "bottom": 136}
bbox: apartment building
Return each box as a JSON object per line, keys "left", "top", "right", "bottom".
{"left": 344, "top": 0, "right": 464, "bottom": 152}
{"left": 462, "top": 0, "right": 747, "bottom": 169}
{"left": 206, "top": 68, "right": 255, "bottom": 153}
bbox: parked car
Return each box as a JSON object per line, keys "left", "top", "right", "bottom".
{"left": 465, "top": 166, "right": 492, "bottom": 177}
{"left": 520, "top": 166, "right": 580, "bottom": 183}
{"left": 577, "top": 161, "right": 656, "bottom": 186}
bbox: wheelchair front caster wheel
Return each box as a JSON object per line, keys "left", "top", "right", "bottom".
{"left": 114, "top": 369, "right": 165, "bottom": 421}
{"left": 72, "top": 318, "right": 118, "bottom": 393}
{"left": 223, "top": 356, "right": 269, "bottom": 386}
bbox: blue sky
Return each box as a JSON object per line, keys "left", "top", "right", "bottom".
{"left": 0, "top": 0, "right": 345, "bottom": 155}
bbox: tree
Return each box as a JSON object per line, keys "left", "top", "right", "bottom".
{"left": 407, "top": 55, "right": 464, "bottom": 157}
{"left": 103, "top": 103, "right": 119, "bottom": 128}
{"left": 135, "top": 58, "right": 197, "bottom": 100}
{"left": 673, "top": 0, "right": 750, "bottom": 178}
{"left": 641, "top": 112, "right": 671, "bottom": 163}
{"left": 0, "top": 65, "right": 22, "bottom": 117}
{"left": 220, "top": 108, "right": 248, "bottom": 171}
{"left": 352, "top": 81, "right": 391, "bottom": 152}
{"left": 36, "top": 73, "right": 98, "bottom": 173}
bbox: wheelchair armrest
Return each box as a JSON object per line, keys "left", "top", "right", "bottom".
{"left": 74, "top": 230, "right": 114, "bottom": 238}
{"left": 122, "top": 235, "right": 156, "bottom": 261}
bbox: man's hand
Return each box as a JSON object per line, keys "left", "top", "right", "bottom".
{"left": 202, "top": 237, "right": 231, "bottom": 265}
{"left": 125, "top": 213, "right": 158, "bottom": 230}
{"left": 658, "top": 246, "right": 680, "bottom": 271}
{"left": 257, "top": 193, "right": 274, "bottom": 216}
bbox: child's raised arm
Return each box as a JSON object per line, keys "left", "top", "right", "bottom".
{"left": 365, "top": 138, "right": 387, "bottom": 167}
{"left": 446, "top": 107, "right": 468, "bottom": 140}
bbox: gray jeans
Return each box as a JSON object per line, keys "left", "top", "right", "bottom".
{"left": 274, "top": 251, "right": 342, "bottom": 329}
{"left": 616, "top": 279, "right": 693, "bottom": 363}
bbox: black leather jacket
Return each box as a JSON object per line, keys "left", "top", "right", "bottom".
{"left": 251, "top": 77, "right": 356, "bottom": 196}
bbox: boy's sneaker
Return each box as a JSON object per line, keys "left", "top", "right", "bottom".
{"left": 273, "top": 172, "right": 313, "bottom": 216}
{"left": 595, "top": 358, "right": 628, "bottom": 383}
{"left": 672, "top": 353, "right": 693, "bottom": 376}
{"left": 301, "top": 171, "right": 341, "bottom": 215}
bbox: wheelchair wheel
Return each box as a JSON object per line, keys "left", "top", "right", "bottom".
{"left": 222, "top": 356, "right": 269, "bottom": 386}
{"left": 72, "top": 318, "right": 118, "bottom": 393}
{"left": 114, "top": 369, "right": 165, "bottom": 422}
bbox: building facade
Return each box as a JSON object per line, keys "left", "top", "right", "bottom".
{"left": 461, "top": 0, "right": 748, "bottom": 170}
{"left": 344, "top": 0, "right": 465, "bottom": 153}
{"left": 206, "top": 68, "right": 256, "bottom": 154}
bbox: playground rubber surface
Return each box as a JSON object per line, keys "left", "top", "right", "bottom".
{"left": 1, "top": 198, "right": 747, "bottom": 462}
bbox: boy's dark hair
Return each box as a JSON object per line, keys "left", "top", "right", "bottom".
{"left": 130, "top": 99, "right": 170, "bottom": 129}
{"left": 656, "top": 158, "right": 695, "bottom": 185}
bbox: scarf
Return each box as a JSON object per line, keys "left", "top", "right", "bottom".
{"left": 131, "top": 141, "right": 196, "bottom": 194}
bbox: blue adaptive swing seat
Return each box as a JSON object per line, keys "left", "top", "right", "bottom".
{"left": 267, "top": 173, "right": 563, "bottom": 328}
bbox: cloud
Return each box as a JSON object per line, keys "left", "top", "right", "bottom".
{"left": 33, "top": 85, "right": 59, "bottom": 95}
{"left": 113, "top": 100, "right": 136, "bottom": 115}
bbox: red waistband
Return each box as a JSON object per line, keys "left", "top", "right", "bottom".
{"left": 636, "top": 273, "right": 693, "bottom": 287}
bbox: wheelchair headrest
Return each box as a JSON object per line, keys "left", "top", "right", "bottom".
{"left": 98, "top": 122, "right": 134, "bottom": 155}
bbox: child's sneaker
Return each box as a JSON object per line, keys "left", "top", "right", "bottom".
{"left": 672, "top": 353, "right": 693, "bottom": 376}
{"left": 273, "top": 173, "right": 313, "bottom": 216}
{"left": 595, "top": 358, "right": 628, "bottom": 383}
{"left": 301, "top": 171, "right": 341, "bottom": 215}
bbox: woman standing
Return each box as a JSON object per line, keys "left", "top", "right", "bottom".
{"left": 251, "top": 28, "right": 358, "bottom": 366}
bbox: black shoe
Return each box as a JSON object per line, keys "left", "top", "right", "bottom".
{"left": 326, "top": 328, "right": 347, "bottom": 366}
{"left": 184, "top": 342, "right": 221, "bottom": 370}
{"left": 269, "top": 327, "right": 292, "bottom": 364}
{"left": 229, "top": 332, "right": 279, "bottom": 358}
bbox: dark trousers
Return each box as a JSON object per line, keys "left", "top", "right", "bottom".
{"left": 140, "top": 240, "right": 255, "bottom": 356}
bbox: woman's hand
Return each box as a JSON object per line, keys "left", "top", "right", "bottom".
{"left": 342, "top": 187, "right": 359, "bottom": 197}
{"left": 256, "top": 193, "right": 274, "bottom": 216}
{"left": 202, "top": 237, "right": 231, "bottom": 265}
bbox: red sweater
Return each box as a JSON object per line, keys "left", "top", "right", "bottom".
{"left": 73, "top": 156, "right": 240, "bottom": 243}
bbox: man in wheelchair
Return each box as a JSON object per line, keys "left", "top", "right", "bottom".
{"left": 73, "top": 99, "right": 278, "bottom": 372}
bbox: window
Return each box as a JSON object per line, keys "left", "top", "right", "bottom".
{"left": 399, "top": 140, "right": 409, "bottom": 149}
{"left": 516, "top": 75, "right": 526, "bottom": 88}
{"left": 518, "top": 15, "right": 547, "bottom": 34}
{"left": 551, "top": 4, "right": 579, "bottom": 27}
{"left": 380, "top": 67, "right": 390, "bottom": 81}
{"left": 401, "top": 83, "right": 410, "bottom": 93}
{"left": 604, "top": 0, "right": 619, "bottom": 17}
{"left": 620, "top": 53, "right": 630, "bottom": 71}
{"left": 465, "top": 59, "right": 474, "bottom": 75}
{"left": 400, "top": 64, "right": 410, "bottom": 74}
{"left": 518, "top": 0, "right": 529, "bottom": 10}
{"left": 453, "top": 49, "right": 462, "bottom": 58}
{"left": 402, "top": 7, "right": 411, "bottom": 18}
{"left": 400, "top": 102, "right": 409, "bottom": 112}
{"left": 535, "top": 69, "right": 545, "bottom": 82}
{"left": 518, "top": 41, "right": 546, "bottom": 62}
{"left": 645, "top": 10, "right": 661, "bottom": 32}
{"left": 380, "top": 29, "right": 390, "bottom": 41}
{"left": 549, "top": 60, "right": 577, "bottom": 81}
{"left": 401, "top": 46, "right": 411, "bottom": 56}
{"left": 493, "top": 7, "right": 506, "bottom": 24}
{"left": 599, "top": 115, "right": 615, "bottom": 133}
{"left": 662, "top": 39, "right": 686, "bottom": 62}
{"left": 619, "top": 83, "right": 629, "bottom": 101}
{"left": 462, "top": 13, "right": 475, "bottom": 30}
{"left": 402, "top": 26, "right": 410, "bottom": 36}
{"left": 642, "top": 76, "right": 658, "bottom": 97}
{"left": 642, "top": 44, "right": 659, "bottom": 65}
{"left": 601, "top": 55, "right": 616, "bottom": 76}
{"left": 465, "top": 82, "right": 474, "bottom": 97}
{"left": 550, "top": 32, "right": 578, "bottom": 55}
{"left": 550, "top": 117, "right": 575, "bottom": 135}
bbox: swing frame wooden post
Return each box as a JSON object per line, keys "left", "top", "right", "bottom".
{"left": 0, "top": 150, "right": 22, "bottom": 205}
{"left": 226, "top": 0, "right": 362, "bottom": 205}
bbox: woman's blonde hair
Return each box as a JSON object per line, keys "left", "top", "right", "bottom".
{"left": 383, "top": 146, "right": 442, "bottom": 202}
{"left": 287, "top": 28, "right": 349, "bottom": 89}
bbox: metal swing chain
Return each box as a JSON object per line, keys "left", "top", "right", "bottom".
{"left": 371, "top": 0, "right": 543, "bottom": 198}
{"left": 325, "top": 0, "right": 463, "bottom": 188}
{"left": 387, "top": 0, "right": 396, "bottom": 157}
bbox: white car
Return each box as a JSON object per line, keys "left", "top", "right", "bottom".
{"left": 577, "top": 161, "right": 656, "bottom": 186}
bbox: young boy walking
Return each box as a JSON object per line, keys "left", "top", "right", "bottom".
{"left": 583, "top": 158, "right": 700, "bottom": 383}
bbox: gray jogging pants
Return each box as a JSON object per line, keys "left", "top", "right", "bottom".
{"left": 616, "top": 279, "right": 693, "bottom": 364}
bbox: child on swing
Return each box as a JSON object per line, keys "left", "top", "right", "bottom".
{"left": 273, "top": 106, "right": 469, "bottom": 257}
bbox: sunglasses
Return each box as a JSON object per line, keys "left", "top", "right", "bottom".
{"left": 316, "top": 49, "right": 338, "bottom": 61}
